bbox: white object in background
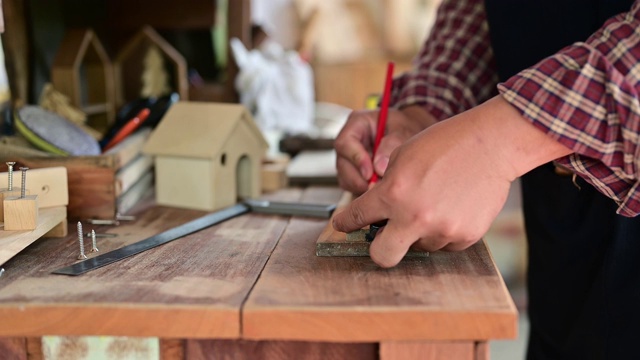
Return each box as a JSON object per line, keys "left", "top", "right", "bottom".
{"left": 230, "top": 38, "right": 315, "bottom": 136}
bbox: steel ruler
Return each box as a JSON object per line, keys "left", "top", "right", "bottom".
{"left": 52, "top": 200, "right": 336, "bottom": 276}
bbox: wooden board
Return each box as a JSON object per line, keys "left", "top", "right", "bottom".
{"left": 0, "top": 206, "right": 67, "bottom": 265}
{"left": 0, "top": 189, "right": 303, "bottom": 338}
{"left": 0, "top": 167, "right": 69, "bottom": 208}
{"left": 243, "top": 188, "right": 518, "bottom": 342}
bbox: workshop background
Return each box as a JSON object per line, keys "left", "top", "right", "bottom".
{"left": 0, "top": 0, "right": 528, "bottom": 357}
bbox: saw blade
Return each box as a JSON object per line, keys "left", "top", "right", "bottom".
{"left": 52, "top": 203, "right": 250, "bottom": 276}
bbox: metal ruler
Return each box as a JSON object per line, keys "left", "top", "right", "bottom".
{"left": 52, "top": 200, "right": 336, "bottom": 276}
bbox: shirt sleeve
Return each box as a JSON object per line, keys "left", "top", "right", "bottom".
{"left": 390, "top": 0, "right": 499, "bottom": 120}
{"left": 498, "top": 0, "right": 640, "bottom": 217}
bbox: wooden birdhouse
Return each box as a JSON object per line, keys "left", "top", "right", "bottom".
{"left": 51, "top": 28, "right": 116, "bottom": 133}
{"left": 114, "top": 25, "right": 189, "bottom": 108}
{"left": 142, "top": 102, "right": 268, "bottom": 211}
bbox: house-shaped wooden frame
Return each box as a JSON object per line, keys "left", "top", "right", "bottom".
{"left": 114, "top": 25, "right": 189, "bottom": 108}
{"left": 142, "top": 102, "right": 268, "bottom": 211}
{"left": 51, "top": 28, "right": 115, "bottom": 132}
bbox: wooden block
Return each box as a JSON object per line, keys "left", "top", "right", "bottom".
{"left": 4, "top": 195, "right": 38, "bottom": 230}
{"left": 0, "top": 167, "right": 68, "bottom": 208}
{"left": 0, "top": 189, "right": 22, "bottom": 221}
{"left": 261, "top": 162, "right": 288, "bottom": 193}
{"left": 315, "top": 193, "right": 428, "bottom": 257}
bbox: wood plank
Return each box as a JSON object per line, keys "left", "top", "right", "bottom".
{"left": 0, "top": 337, "right": 27, "bottom": 359}
{"left": 243, "top": 188, "right": 518, "bottom": 342}
{"left": 0, "top": 206, "right": 67, "bottom": 265}
{"left": 0, "top": 189, "right": 303, "bottom": 338}
{"left": 0, "top": 167, "right": 69, "bottom": 209}
{"left": 186, "top": 340, "right": 377, "bottom": 360}
{"left": 114, "top": 154, "right": 153, "bottom": 197}
{"left": 379, "top": 341, "right": 475, "bottom": 360}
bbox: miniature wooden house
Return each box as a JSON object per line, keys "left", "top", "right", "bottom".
{"left": 51, "top": 28, "right": 116, "bottom": 132}
{"left": 142, "top": 102, "right": 268, "bottom": 211}
{"left": 114, "top": 25, "right": 189, "bottom": 108}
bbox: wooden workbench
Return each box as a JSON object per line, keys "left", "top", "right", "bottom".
{"left": 0, "top": 187, "right": 517, "bottom": 359}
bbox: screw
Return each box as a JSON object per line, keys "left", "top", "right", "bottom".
{"left": 77, "top": 222, "right": 87, "bottom": 260}
{"left": 90, "top": 230, "right": 99, "bottom": 252}
{"left": 6, "top": 162, "right": 15, "bottom": 191}
{"left": 19, "top": 167, "right": 28, "bottom": 198}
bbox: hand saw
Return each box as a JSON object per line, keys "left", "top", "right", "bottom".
{"left": 52, "top": 200, "right": 336, "bottom": 276}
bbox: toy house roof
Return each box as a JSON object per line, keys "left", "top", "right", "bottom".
{"left": 53, "top": 29, "right": 110, "bottom": 70}
{"left": 142, "top": 101, "right": 268, "bottom": 159}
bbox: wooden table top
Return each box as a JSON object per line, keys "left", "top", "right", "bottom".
{"left": 0, "top": 187, "right": 517, "bottom": 341}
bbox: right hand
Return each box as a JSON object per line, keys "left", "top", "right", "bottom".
{"left": 334, "top": 105, "right": 437, "bottom": 195}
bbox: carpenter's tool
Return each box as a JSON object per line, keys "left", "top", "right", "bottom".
{"left": 52, "top": 200, "right": 336, "bottom": 276}
{"left": 365, "top": 220, "right": 388, "bottom": 242}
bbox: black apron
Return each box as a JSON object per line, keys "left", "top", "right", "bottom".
{"left": 484, "top": 1, "right": 640, "bottom": 359}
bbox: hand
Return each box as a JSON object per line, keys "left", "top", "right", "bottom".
{"left": 333, "top": 96, "right": 573, "bottom": 267}
{"left": 334, "top": 105, "right": 437, "bottom": 195}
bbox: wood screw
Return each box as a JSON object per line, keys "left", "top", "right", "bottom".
{"left": 6, "top": 162, "right": 15, "bottom": 191}
{"left": 77, "top": 222, "right": 87, "bottom": 260}
{"left": 19, "top": 167, "right": 28, "bottom": 198}
{"left": 90, "top": 230, "right": 99, "bottom": 253}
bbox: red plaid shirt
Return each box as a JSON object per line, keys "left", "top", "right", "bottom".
{"left": 391, "top": 0, "right": 640, "bottom": 217}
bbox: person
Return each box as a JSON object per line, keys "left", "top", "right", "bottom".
{"left": 332, "top": 0, "right": 640, "bottom": 358}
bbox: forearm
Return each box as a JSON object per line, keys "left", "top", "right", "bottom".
{"left": 456, "top": 96, "right": 573, "bottom": 181}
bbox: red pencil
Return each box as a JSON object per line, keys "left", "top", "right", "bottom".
{"left": 369, "top": 61, "right": 395, "bottom": 185}
{"left": 102, "top": 108, "right": 151, "bottom": 153}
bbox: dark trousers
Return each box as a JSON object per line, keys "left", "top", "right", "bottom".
{"left": 522, "top": 164, "right": 640, "bottom": 359}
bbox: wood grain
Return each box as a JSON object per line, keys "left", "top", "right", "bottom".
{"left": 0, "top": 206, "right": 66, "bottom": 265}
{"left": 186, "top": 340, "right": 377, "bottom": 360}
{"left": 379, "top": 341, "right": 474, "bottom": 360}
{"left": 244, "top": 188, "right": 517, "bottom": 342}
{"left": 0, "top": 189, "right": 303, "bottom": 338}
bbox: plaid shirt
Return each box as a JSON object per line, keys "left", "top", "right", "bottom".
{"left": 391, "top": 0, "right": 640, "bottom": 217}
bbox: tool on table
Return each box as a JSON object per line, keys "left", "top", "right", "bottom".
{"left": 52, "top": 199, "right": 337, "bottom": 276}
{"left": 87, "top": 214, "right": 136, "bottom": 226}
{"left": 85, "top": 232, "right": 117, "bottom": 238}
{"left": 102, "top": 108, "right": 150, "bottom": 152}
